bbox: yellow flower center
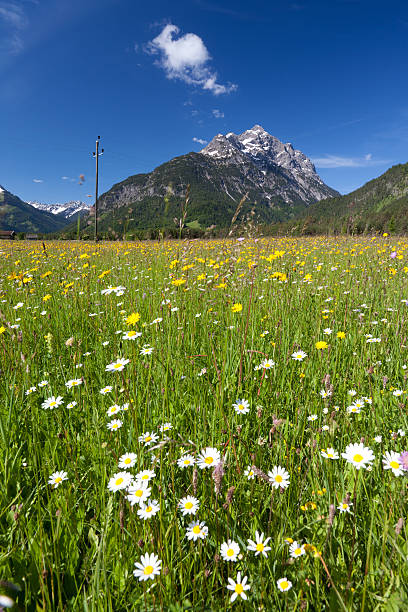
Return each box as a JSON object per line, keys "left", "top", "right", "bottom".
{"left": 280, "top": 580, "right": 289, "bottom": 590}
{"left": 342, "top": 504, "right": 348, "bottom": 509}
{"left": 50, "top": 402, "right": 56, "bottom": 406}
{"left": 235, "top": 584, "right": 244, "bottom": 594}
{"left": 256, "top": 543, "right": 264, "bottom": 552}
{"left": 227, "top": 548, "right": 234, "bottom": 557}
{"left": 135, "top": 489, "right": 143, "bottom": 497}
{"left": 238, "top": 405, "right": 244, "bottom": 410}
{"left": 294, "top": 548, "right": 302, "bottom": 555}
{"left": 204, "top": 457, "right": 213, "bottom": 464}
{"left": 390, "top": 460, "right": 399, "bottom": 469}
{"left": 145, "top": 436, "right": 152, "bottom": 442}
{"left": 143, "top": 565, "right": 153, "bottom": 575}
{"left": 146, "top": 506, "right": 152, "bottom": 512}
{"left": 353, "top": 453, "right": 363, "bottom": 463}
{"left": 112, "top": 424, "right": 118, "bottom": 429}
{"left": 124, "top": 458, "right": 131, "bottom": 464}
{"left": 116, "top": 478, "right": 123, "bottom": 486}
{"left": 142, "top": 474, "right": 149, "bottom": 479}
{"left": 114, "top": 364, "right": 121, "bottom": 369}
{"left": 192, "top": 525, "right": 201, "bottom": 534}
{"left": 275, "top": 474, "right": 283, "bottom": 483}
{"left": 185, "top": 502, "right": 193, "bottom": 509}
{"left": 327, "top": 453, "right": 333, "bottom": 458}
{"left": 55, "top": 477, "right": 62, "bottom": 483}
{"left": 183, "top": 460, "right": 190, "bottom": 465}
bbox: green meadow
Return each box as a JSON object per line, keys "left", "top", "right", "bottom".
{"left": 0, "top": 236, "right": 407, "bottom": 611}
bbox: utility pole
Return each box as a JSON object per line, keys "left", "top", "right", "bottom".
{"left": 92, "top": 136, "right": 104, "bottom": 241}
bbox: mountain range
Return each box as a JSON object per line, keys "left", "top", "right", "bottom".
{"left": 1, "top": 124, "right": 408, "bottom": 236}
{"left": 28, "top": 200, "right": 90, "bottom": 219}
{"left": 82, "top": 125, "right": 338, "bottom": 237}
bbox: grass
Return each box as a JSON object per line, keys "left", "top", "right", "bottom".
{"left": 0, "top": 235, "right": 408, "bottom": 611}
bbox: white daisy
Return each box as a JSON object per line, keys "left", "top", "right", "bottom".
{"left": 186, "top": 521, "right": 208, "bottom": 541}
{"left": 127, "top": 482, "right": 151, "bottom": 505}
{"left": 341, "top": 443, "right": 375, "bottom": 469}
{"left": 105, "top": 358, "right": 130, "bottom": 372}
{"left": 140, "top": 346, "right": 154, "bottom": 356}
{"left": 99, "top": 385, "right": 113, "bottom": 395}
{"left": 138, "top": 431, "right": 158, "bottom": 446}
{"left": 137, "top": 500, "right": 160, "bottom": 520}
{"left": 291, "top": 350, "right": 307, "bottom": 361}
{"left": 289, "top": 541, "right": 305, "bottom": 558}
{"left": 178, "top": 496, "right": 200, "bottom": 516}
{"left": 226, "top": 572, "right": 251, "bottom": 602}
{"left": 244, "top": 466, "right": 255, "bottom": 480}
{"left": 107, "top": 419, "right": 123, "bottom": 431}
{"left": 41, "top": 396, "right": 64, "bottom": 410}
{"left": 107, "top": 404, "right": 121, "bottom": 417}
{"left": 277, "top": 577, "right": 292, "bottom": 592}
{"left": 118, "top": 453, "right": 138, "bottom": 469}
{"left": 65, "top": 379, "right": 82, "bottom": 388}
{"left": 135, "top": 469, "right": 156, "bottom": 482}
{"left": 48, "top": 471, "right": 68, "bottom": 488}
{"left": 107, "top": 472, "right": 132, "bottom": 492}
{"left": 383, "top": 451, "right": 404, "bottom": 476}
{"left": 268, "top": 465, "right": 290, "bottom": 489}
{"left": 122, "top": 330, "right": 142, "bottom": 340}
{"left": 232, "top": 399, "right": 250, "bottom": 414}
{"left": 133, "top": 553, "right": 161, "bottom": 581}
{"left": 247, "top": 531, "right": 271, "bottom": 558}
{"left": 220, "top": 540, "right": 240, "bottom": 562}
{"left": 338, "top": 501, "right": 353, "bottom": 514}
{"left": 197, "top": 447, "right": 221, "bottom": 469}
{"left": 321, "top": 448, "right": 339, "bottom": 459}
{"left": 177, "top": 454, "right": 195, "bottom": 468}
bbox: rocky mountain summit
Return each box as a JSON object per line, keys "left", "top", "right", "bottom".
{"left": 200, "top": 125, "right": 337, "bottom": 203}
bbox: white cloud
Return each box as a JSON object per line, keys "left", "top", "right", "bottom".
{"left": 147, "top": 24, "right": 237, "bottom": 95}
{"left": 193, "top": 137, "right": 207, "bottom": 145}
{"left": 212, "top": 109, "right": 224, "bottom": 118}
{"left": 312, "top": 154, "right": 390, "bottom": 168}
{"left": 32, "top": 178, "right": 43, "bottom": 183}
{"left": 0, "top": 2, "right": 27, "bottom": 54}
{"left": 0, "top": 3, "right": 26, "bottom": 28}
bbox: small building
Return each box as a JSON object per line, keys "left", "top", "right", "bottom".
{"left": 0, "top": 230, "right": 16, "bottom": 240}
{"left": 26, "top": 234, "right": 39, "bottom": 240}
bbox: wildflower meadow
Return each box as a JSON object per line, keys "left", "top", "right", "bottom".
{"left": 1, "top": 235, "right": 407, "bottom": 611}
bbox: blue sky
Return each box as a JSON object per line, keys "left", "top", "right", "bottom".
{"left": 1, "top": 0, "right": 408, "bottom": 203}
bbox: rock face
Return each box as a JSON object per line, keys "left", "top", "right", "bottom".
{"left": 200, "top": 125, "right": 337, "bottom": 203}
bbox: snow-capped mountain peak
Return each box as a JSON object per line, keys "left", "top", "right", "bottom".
{"left": 200, "top": 124, "right": 332, "bottom": 202}
{"left": 28, "top": 200, "right": 91, "bottom": 219}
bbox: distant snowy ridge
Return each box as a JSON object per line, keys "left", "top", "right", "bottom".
{"left": 28, "top": 200, "right": 91, "bottom": 219}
